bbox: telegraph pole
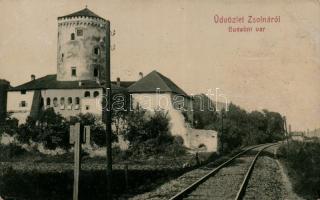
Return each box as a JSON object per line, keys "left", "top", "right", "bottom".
{"left": 104, "top": 20, "right": 113, "bottom": 200}
{"left": 221, "top": 111, "right": 224, "bottom": 152}
{"left": 283, "top": 116, "right": 289, "bottom": 152}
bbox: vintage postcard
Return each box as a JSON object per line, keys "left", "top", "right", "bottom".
{"left": 0, "top": 0, "right": 319, "bottom": 199}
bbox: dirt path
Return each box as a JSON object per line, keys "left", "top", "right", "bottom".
{"left": 274, "top": 147, "right": 304, "bottom": 200}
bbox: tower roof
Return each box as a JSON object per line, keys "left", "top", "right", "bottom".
{"left": 58, "top": 8, "right": 106, "bottom": 21}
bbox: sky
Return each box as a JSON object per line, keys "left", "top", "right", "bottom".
{"left": 0, "top": 0, "right": 319, "bottom": 131}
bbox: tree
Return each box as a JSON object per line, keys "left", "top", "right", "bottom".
{"left": 192, "top": 94, "right": 218, "bottom": 129}
{"left": 0, "top": 112, "right": 18, "bottom": 136}
{"left": 123, "top": 107, "right": 184, "bottom": 156}
{"left": 15, "top": 108, "right": 70, "bottom": 149}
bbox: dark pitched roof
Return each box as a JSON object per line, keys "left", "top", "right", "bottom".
{"left": 128, "top": 70, "right": 189, "bottom": 96}
{"left": 58, "top": 8, "right": 106, "bottom": 21}
{"left": 9, "top": 74, "right": 124, "bottom": 91}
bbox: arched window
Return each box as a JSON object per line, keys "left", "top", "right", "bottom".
{"left": 60, "top": 97, "right": 65, "bottom": 105}
{"left": 53, "top": 97, "right": 58, "bottom": 107}
{"left": 75, "top": 97, "right": 80, "bottom": 105}
{"left": 71, "top": 33, "right": 75, "bottom": 40}
{"left": 84, "top": 91, "right": 90, "bottom": 97}
{"left": 46, "top": 98, "right": 51, "bottom": 106}
{"left": 93, "top": 91, "right": 99, "bottom": 97}
{"left": 94, "top": 68, "right": 99, "bottom": 77}
{"left": 68, "top": 97, "right": 73, "bottom": 105}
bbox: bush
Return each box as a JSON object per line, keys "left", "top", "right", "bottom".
{"left": 278, "top": 140, "right": 320, "bottom": 199}
{"left": 124, "top": 108, "right": 186, "bottom": 157}
{"left": 15, "top": 108, "right": 70, "bottom": 150}
{"left": 0, "top": 112, "right": 19, "bottom": 136}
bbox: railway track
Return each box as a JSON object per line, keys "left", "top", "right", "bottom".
{"left": 169, "top": 143, "right": 276, "bottom": 200}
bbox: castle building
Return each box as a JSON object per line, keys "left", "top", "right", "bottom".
{"left": 6, "top": 8, "right": 117, "bottom": 123}
{"left": 4, "top": 8, "right": 217, "bottom": 152}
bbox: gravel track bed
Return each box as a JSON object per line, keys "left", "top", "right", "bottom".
{"left": 184, "top": 152, "right": 257, "bottom": 200}
{"left": 127, "top": 165, "right": 215, "bottom": 200}
{"left": 127, "top": 146, "right": 264, "bottom": 200}
{"left": 127, "top": 152, "right": 245, "bottom": 200}
{"left": 244, "top": 145, "right": 304, "bottom": 200}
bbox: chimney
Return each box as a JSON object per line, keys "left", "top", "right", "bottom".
{"left": 138, "top": 72, "right": 143, "bottom": 80}
{"left": 31, "top": 74, "right": 36, "bottom": 81}
{"left": 116, "top": 77, "right": 121, "bottom": 87}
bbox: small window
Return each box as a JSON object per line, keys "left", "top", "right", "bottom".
{"left": 20, "top": 101, "right": 26, "bottom": 107}
{"left": 75, "top": 97, "right": 80, "bottom": 105}
{"left": 71, "top": 33, "right": 75, "bottom": 40}
{"left": 68, "top": 97, "right": 73, "bottom": 105}
{"left": 94, "top": 68, "right": 99, "bottom": 77}
{"left": 76, "top": 29, "right": 83, "bottom": 36}
{"left": 61, "top": 53, "right": 64, "bottom": 61}
{"left": 40, "top": 98, "right": 44, "bottom": 107}
{"left": 71, "top": 67, "right": 77, "bottom": 77}
{"left": 60, "top": 97, "right": 65, "bottom": 105}
{"left": 84, "top": 91, "right": 90, "bottom": 97}
{"left": 46, "top": 98, "right": 51, "bottom": 106}
{"left": 53, "top": 98, "right": 58, "bottom": 107}
{"left": 85, "top": 105, "right": 90, "bottom": 110}
{"left": 94, "top": 47, "right": 100, "bottom": 55}
{"left": 93, "top": 91, "right": 99, "bottom": 97}
{"left": 21, "top": 90, "right": 26, "bottom": 95}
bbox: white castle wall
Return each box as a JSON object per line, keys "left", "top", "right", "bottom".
{"left": 7, "top": 90, "right": 34, "bottom": 124}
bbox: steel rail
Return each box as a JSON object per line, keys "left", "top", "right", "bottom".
{"left": 169, "top": 143, "right": 269, "bottom": 200}
{"left": 234, "top": 143, "right": 277, "bottom": 200}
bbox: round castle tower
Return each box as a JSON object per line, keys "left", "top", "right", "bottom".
{"left": 57, "top": 8, "right": 110, "bottom": 81}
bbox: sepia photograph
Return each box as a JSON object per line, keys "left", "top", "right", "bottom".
{"left": 0, "top": 0, "right": 319, "bottom": 199}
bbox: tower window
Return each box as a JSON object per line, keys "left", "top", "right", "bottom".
{"left": 21, "top": 90, "right": 26, "bottom": 95}
{"left": 61, "top": 53, "right": 64, "bottom": 61}
{"left": 76, "top": 29, "right": 83, "bottom": 36}
{"left": 84, "top": 91, "right": 90, "bottom": 97}
{"left": 46, "top": 98, "right": 51, "bottom": 106}
{"left": 94, "top": 47, "right": 100, "bottom": 55}
{"left": 20, "top": 101, "right": 27, "bottom": 107}
{"left": 94, "top": 68, "right": 99, "bottom": 77}
{"left": 71, "top": 67, "right": 77, "bottom": 77}
{"left": 71, "top": 33, "right": 75, "bottom": 40}
{"left": 93, "top": 91, "right": 99, "bottom": 97}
